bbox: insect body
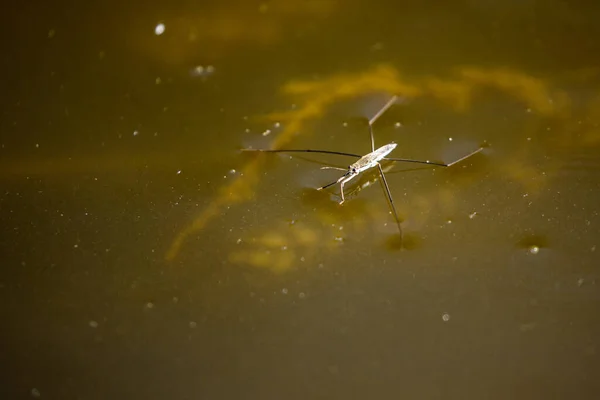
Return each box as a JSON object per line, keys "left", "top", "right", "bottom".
{"left": 318, "top": 143, "right": 397, "bottom": 204}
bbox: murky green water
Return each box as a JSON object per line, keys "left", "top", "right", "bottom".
{"left": 2, "top": 1, "right": 599, "bottom": 399}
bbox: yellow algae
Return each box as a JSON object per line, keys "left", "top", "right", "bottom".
{"left": 290, "top": 225, "right": 319, "bottom": 246}
{"left": 257, "top": 232, "right": 288, "bottom": 248}
{"left": 503, "top": 160, "right": 546, "bottom": 186}
{"left": 228, "top": 221, "right": 336, "bottom": 272}
{"left": 166, "top": 63, "right": 588, "bottom": 262}
{"left": 424, "top": 78, "right": 473, "bottom": 112}
{"left": 458, "top": 67, "right": 559, "bottom": 115}
{"left": 229, "top": 249, "right": 295, "bottom": 273}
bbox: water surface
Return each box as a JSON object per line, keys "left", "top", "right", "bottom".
{"left": 1, "top": 1, "right": 599, "bottom": 399}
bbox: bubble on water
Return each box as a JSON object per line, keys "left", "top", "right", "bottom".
{"left": 442, "top": 313, "right": 450, "bottom": 322}
{"left": 516, "top": 234, "right": 548, "bottom": 253}
{"left": 298, "top": 292, "right": 306, "bottom": 299}
{"left": 190, "top": 65, "right": 215, "bottom": 78}
{"left": 146, "top": 302, "right": 154, "bottom": 309}
{"left": 529, "top": 245, "right": 540, "bottom": 255}
{"left": 154, "top": 23, "right": 165, "bottom": 35}
{"left": 281, "top": 288, "right": 288, "bottom": 295}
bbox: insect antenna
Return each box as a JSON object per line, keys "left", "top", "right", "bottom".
{"left": 241, "top": 148, "right": 361, "bottom": 159}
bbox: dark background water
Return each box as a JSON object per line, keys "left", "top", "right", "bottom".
{"left": 1, "top": 0, "right": 599, "bottom": 399}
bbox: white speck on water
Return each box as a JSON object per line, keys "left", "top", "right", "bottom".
{"left": 35, "top": 143, "right": 39, "bottom": 148}
{"left": 262, "top": 129, "right": 272, "bottom": 136}
{"left": 281, "top": 288, "right": 288, "bottom": 295}
{"left": 89, "top": 320, "right": 98, "bottom": 328}
{"left": 394, "top": 122, "right": 402, "bottom": 128}
{"left": 31, "top": 388, "right": 41, "bottom": 398}
{"left": 176, "top": 170, "right": 181, "bottom": 175}
{"left": 529, "top": 246, "right": 540, "bottom": 255}
{"left": 281, "top": 245, "right": 287, "bottom": 251}
{"left": 469, "top": 211, "right": 477, "bottom": 219}
{"left": 299, "top": 292, "right": 306, "bottom": 299}
{"left": 448, "top": 137, "right": 453, "bottom": 141}
{"left": 229, "top": 169, "right": 236, "bottom": 175}
{"left": 342, "top": 122, "right": 348, "bottom": 127}
{"left": 300, "top": 256, "right": 305, "bottom": 262}
{"left": 154, "top": 23, "right": 165, "bottom": 35}
{"left": 236, "top": 238, "right": 242, "bottom": 244}
{"left": 190, "top": 65, "right": 215, "bottom": 77}
{"left": 146, "top": 302, "right": 154, "bottom": 309}
{"left": 133, "top": 130, "right": 139, "bottom": 136}
{"left": 442, "top": 313, "right": 450, "bottom": 322}
{"left": 274, "top": 122, "right": 281, "bottom": 128}
{"left": 73, "top": 244, "right": 78, "bottom": 248}
{"left": 446, "top": 219, "right": 453, "bottom": 224}
{"left": 578, "top": 278, "right": 585, "bottom": 287}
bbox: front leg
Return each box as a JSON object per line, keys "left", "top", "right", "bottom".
{"left": 338, "top": 174, "right": 356, "bottom": 204}
{"left": 339, "top": 180, "right": 346, "bottom": 204}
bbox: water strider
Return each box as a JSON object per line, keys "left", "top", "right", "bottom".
{"left": 242, "top": 96, "right": 483, "bottom": 246}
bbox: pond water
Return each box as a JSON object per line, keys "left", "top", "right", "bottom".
{"left": 1, "top": 1, "right": 599, "bottom": 399}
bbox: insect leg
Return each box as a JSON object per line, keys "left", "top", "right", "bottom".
{"left": 377, "top": 163, "right": 403, "bottom": 243}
